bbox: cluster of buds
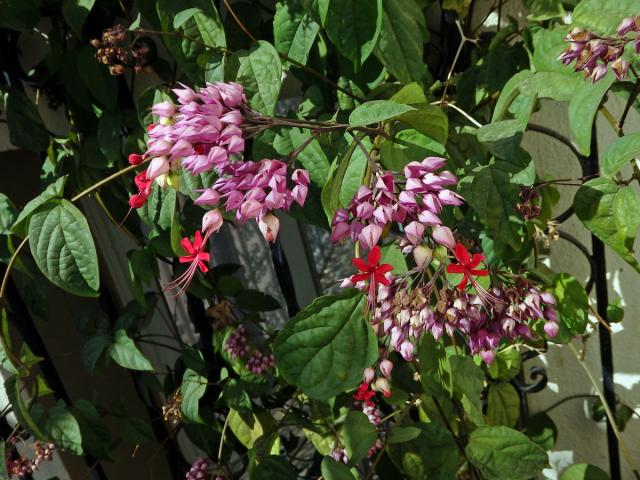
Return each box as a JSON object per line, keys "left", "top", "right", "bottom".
{"left": 245, "top": 350, "right": 275, "bottom": 375}
{"left": 331, "top": 157, "right": 461, "bottom": 252}
{"left": 516, "top": 187, "right": 542, "bottom": 220}
{"left": 224, "top": 326, "right": 275, "bottom": 375}
{"left": 560, "top": 17, "right": 640, "bottom": 82}
{"left": 185, "top": 458, "right": 211, "bottom": 480}
{"left": 92, "top": 25, "right": 155, "bottom": 75}
{"left": 195, "top": 159, "right": 309, "bottom": 241}
{"left": 224, "top": 325, "right": 250, "bottom": 360}
{"left": 330, "top": 447, "right": 349, "bottom": 464}
{"left": 6, "top": 440, "right": 55, "bottom": 478}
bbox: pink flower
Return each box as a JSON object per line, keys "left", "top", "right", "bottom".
{"left": 194, "top": 189, "right": 220, "bottom": 206}
{"left": 432, "top": 225, "right": 455, "bottom": 249}
{"left": 146, "top": 156, "right": 170, "bottom": 181}
{"left": 202, "top": 209, "right": 223, "bottom": 234}
{"left": 358, "top": 224, "right": 383, "bottom": 250}
{"left": 258, "top": 213, "right": 280, "bottom": 243}
{"left": 379, "top": 359, "right": 393, "bottom": 378}
{"left": 152, "top": 101, "right": 176, "bottom": 118}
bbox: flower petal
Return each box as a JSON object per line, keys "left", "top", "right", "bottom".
{"left": 454, "top": 243, "right": 470, "bottom": 264}
{"left": 368, "top": 245, "right": 382, "bottom": 266}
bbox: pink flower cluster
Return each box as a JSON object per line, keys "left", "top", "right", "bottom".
{"left": 224, "top": 326, "right": 275, "bottom": 375}
{"left": 560, "top": 17, "right": 640, "bottom": 82}
{"left": 195, "top": 159, "right": 309, "bottom": 241}
{"left": 331, "top": 157, "right": 462, "bottom": 251}
{"left": 371, "top": 277, "right": 557, "bottom": 364}
{"left": 144, "top": 82, "right": 246, "bottom": 182}
{"left": 185, "top": 458, "right": 211, "bottom": 480}
{"left": 6, "top": 441, "right": 55, "bottom": 479}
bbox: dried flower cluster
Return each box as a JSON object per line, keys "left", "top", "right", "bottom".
{"left": 92, "top": 25, "right": 155, "bottom": 75}
{"left": 6, "top": 440, "right": 55, "bottom": 478}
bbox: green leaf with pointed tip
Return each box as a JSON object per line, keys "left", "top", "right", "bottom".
{"left": 487, "top": 383, "right": 520, "bottom": 427}
{"left": 574, "top": 178, "right": 640, "bottom": 272}
{"left": 44, "top": 401, "right": 83, "bottom": 455}
{"left": 274, "top": 289, "right": 378, "bottom": 400}
{"left": 374, "top": 0, "right": 426, "bottom": 84}
{"left": 321, "top": 457, "right": 357, "bottom": 480}
{"left": 449, "top": 355, "right": 485, "bottom": 425}
{"left": 28, "top": 199, "right": 100, "bottom": 297}
{"left": 568, "top": 74, "right": 615, "bottom": 156}
{"left": 227, "top": 409, "right": 276, "bottom": 448}
{"left": 466, "top": 426, "right": 548, "bottom": 480}
{"left": 318, "top": 0, "right": 382, "bottom": 68}
{"left": 274, "top": 0, "right": 320, "bottom": 65}
{"left": 525, "top": 412, "right": 558, "bottom": 450}
{"left": 181, "top": 368, "right": 208, "bottom": 423}
{"left": 322, "top": 139, "right": 359, "bottom": 222}
{"left": 109, "top": 330, "right": 153, "bottom": 371}
{"left": 12, "top": 176, "right": 67, "bottom": 237}
{"left": 349, "top": 100, "right": 416, "bottom": 127}
{"left": 551, "top": 273, "right": 589, "bottom": 343}
{"left": 602, "top": 132, "right": 640, "bottom": 177}
{"left": 343, "top": 411, "right": 377, "bottom": 466}
{"left": 560, "top": 464, "right": 609, "bottom": 480}
{"left": 235, "top": 41, "right": 282, "bottom": 115}
{"left": 5, "top": 376, "right": 47, "bottom": 439}
{"left": 398, "top": 104, "right": 448, "bottom": 145}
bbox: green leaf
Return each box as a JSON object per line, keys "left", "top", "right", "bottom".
{"left": 319, "top": 0, "right": 382, "bottom": 68}
{"left": 339, "top": 137, "right": 369, "bottom": 207}
{"left": 5, "top": 376, "right": 46, "bottom": 438}
{"left": 82, "top": 332, "right": 111, "bottom": 373}
{"left": 62, "top": 0, "right": 95, "bottom": 37}
{"left": 523, "top": 0, "right": 565, "bottom": 21}
{"left": 380, "top": 129, "right": 446, "bottom": 171}
{"left": 572, "top": 0, "right": 639, "bottom": 35}
{"left": 28, "top": 199, "right": 100, "bottom": 297}
{"left": 321, "top": 457, "right": 357, "bottom": 480}
{"left": 290, "top": 128, "right": 331, "bottom": 185}
{"left": 72, "top": 399, "right": 112, "bottom": 460}
{"left": 449, "top": 355, "right": 485, "bottom": 425}
{"left": 274, "top": 289, "right": 378, "bottom": 400}
{"left": 227, "top": 409, "right": 275, "bottom": 448}
{"left": 349, "top": 100, "right": 416, "bottom": 127}
{"left": 525, "top": 412, "right": 558, "bottom": 450}
{"left": 253, "top": 456, "right": 297, "bottom": 480}
{"left": 343, "top": 411, "right": 377, "bottom": 465}
{"left": 235, "top": 290, "right": 281, "bottom": 312}
{"left": 274, "top": 0, "right": 320, "bottom": 64}
{"left": 235, "top": 41, "right": 282, "bottom": 115}
{"left": 458, "top": 160, "right": 528, "bottom": 250}
{"left": 222, "top": 379, "right": 252, "bottom": 412}
{"left": 109, "top": 330, "right": 153, "bottom": 371}
{"left": 520, "top": 71, "right": 582, "bottom": 102}
{"left": 12, "top": 176, "right": 67, "bottom": 237}
{"left": 381, "top": 243, "right": 408, "bottom": 274}
{"left": 552, "top": 273, "right": 589, "bottom": 342}
{"left": 560, "top": 464, "right": 610, "bottom": 480}
{"left": 487, "top": 383, "right": 520, "bottom": 427}
{"left": 568, "top": 74, "right": 615, "bottom": 156}
{"left": 389, "top": 426, "right": 422, "bottom": 443}
{"left": 602, "top": 132, "right": 640, "bottom": 177}
{"left": 417, "top": 334, "right": 450, "bottom": 397}
{"left": 120, "top": 417, "right": 154, "bottom": 445}
{"left": 157, "top": 1, "right": 226, "bottom": 83}
{"left": 574, "top": 178, "right": 640, "bottom": 272}
{"left": 181, "top": 368, "right": 208, "bottom": 423}
{"left": 0, "top": 0, "right": 40, "bottom": 31}
{"left": 322, "top": 139, "right": 359, "bottom": 222}
{"left": 374, "top": 0, "right": 426, "bottom": 84}
{"left": 6, "top": 89, "right": 49, "bottom": 152}
{"left": 0, "top": 194, "right": 17, "bottom": 236}
{"left": 44, "top": 401, "right": 83, "bottom": 455}
{"left": 398, "top": 104, "right": 448, "bottom": 145}
{"left": 466, "top": 426, "right": 548, "bottom": 480}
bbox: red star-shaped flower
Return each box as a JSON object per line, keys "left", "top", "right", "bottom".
{"left": 353, "top": 382, "right": 376, "bottom": 407}
{"left": 179, "top": 230, "right": 210, "bottom": 273}
{"left": 446, "top": 243, "right": 488, "bottom": 290}
{"left": 351, "top": 245, "right": 393, "bottom": 287}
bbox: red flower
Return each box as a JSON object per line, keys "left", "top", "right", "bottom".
{"left": 446, "top": 243, "right": 489, "bottom": 290}
{"left": 353, "top": 382, "right": 376, "bottom": 407}
{"left": 351, "top": 246, "right": 393, "bottom": 287}
{"left": 179, "top": 230, "right": 210, "bottom": 273}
